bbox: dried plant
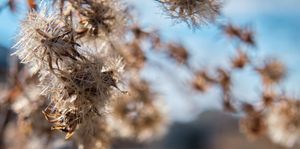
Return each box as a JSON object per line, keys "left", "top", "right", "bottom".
{"left": 11, "top": 2, "right": 126, "bottom": 148}
{"left": 231, "top": 49, "right": 249, "bottom": 69}
{"left": 0, "top": 0, "right": 298, "bottom": 149}
{"left": 67, "top": 0, "right": 128, "bottom": 38}
{"left": 157, "top": 0, "right": 221, "bottom": 29}
{"left": 166, "top": 43, "right": 189, "bottom": 64}
{"left": 12, "top": 9, "right": 81, "bottom": 73}
{"left": 256, "top": 59, "right": 286, "bottom": 86}
{"left": 110, "top": 80, "right": 168, "bottom": 142}
{"left": 192, "top": 70, "right": 216, "bottom": 92}
{"left": 222, "top": 23, "right": 255, "bottom": 46}
{"left": 239, "top": 104, "right": 267, "bottom": 140}
{"left": 266, "top": 99, "right": 300, "bottom": 147}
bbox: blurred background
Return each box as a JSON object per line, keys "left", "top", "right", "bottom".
{"left": 1, "top": 0, "right": 300, "bottom": 148}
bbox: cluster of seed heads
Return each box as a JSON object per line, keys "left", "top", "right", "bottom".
{"left": 0, "top": 0, "right": 298, "bottom": 149}
{"left": 10, "top": 0, "right": 169, "bottom": 148}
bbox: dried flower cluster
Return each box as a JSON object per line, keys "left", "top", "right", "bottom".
{"left": 188, "top": 24, "right": 300, "bottom": 147}
{"left": 267, "top": 100, "right": 300, "bottom": 147}
{"left": 240, "top": 105, "right": 266, "bottom": 140}
{"left": 110, "top": 80, "right": 168, "bottom": 141}
{"left": 231, "top": 49, "right": 249, "bottom": 69}
{"left": 222, "top": 23, "right": 255, "bottom": 46}
{"left": 0, "top": 0, "right": 298, "bottom": 149}
{"left": 256, "top": 59, "right": 286, "bottom": 86}
{"left": 10, "top": 1, "right": 167, "bottom": 148}
{"left": 157, "top": 0, "right": 221, "bottom": 28}
{"left": 65, "top": 0, "right": 127, "bottom": 39}
{"left": 238, "top": 96, "right": 300, "bottom": 148}
{"left": 12, "top": 7, "right": 122, "bottom": 147}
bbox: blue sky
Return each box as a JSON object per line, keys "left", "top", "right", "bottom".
{"left": 0, "top": 0, "right": 300, "bottom": 121}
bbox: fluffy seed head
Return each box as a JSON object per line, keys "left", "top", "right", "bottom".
{"left": 192, "top": 70, "right": 215, "bottom": 92}
{"left": 266, "top": 100, "right": 300, "bottom": 147}
{"left": 12, "top": 9, "right": 81, "bottom": 73}
{"left": 158, "top": 0, "right": 221, "bottom": 28}
{"left": 75, "top": 116, "right": 112, "bottom": 149}
{"left": 40, "top": 53, "right": 124, "bottom": 139}
{"left": 110, "top": 81, "right": 168, "bottom": 141}
{"left": 70, "top": 0, "right": 127, "bottom": 38}
{"left": 240, "top": 111, "right": 266, "bottom": 140}
{"left": 231, "top": 49, "right": 249, "bottom": 69}
{"left": 257, "top": 59, "right": 286, "bottom": 85}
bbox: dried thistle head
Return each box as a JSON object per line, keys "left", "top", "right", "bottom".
{"left": 256, "top": 59, "right": 286, "bottom": 86}
{"left": 45, "top": 52, "right": 122, "bottom": 100}
{"left": 39, "top": 53, "right": 124, "bottom": 139}
{"left": 240, "top": 110, "right": 266, "bottom": 140}
{"left": 12, "top": 9, "right": 82, "bottom": 73}
{"left": 110, "top": 81, "right": 168, "bottom": 141}
{"left": 266, "top": 99, "right": 300, "bottom": 147}
{"left": 68, "top": 0, "right": 127, "bottom": 38}
{"left": 231, "top": 49, "right": 249, "bottom": 69}
{"left": 192, "top": 70, "right": 215, "bottom": 92}
{"left": 167, "top": 43, "right": 189, "bottom": 64}
{"left": 223, "top": 23, "right": 255, "bottom": 46}
{"left": 124, "top": 40, "right": 146, "bottom": 70}
{"left": 75, "top": 118, "right": 112, "bottom": 149}
{"left": 62, "top": 56, "right": 122, "bottom": 102}
{"left": 158, "top": 0, "right": 221, "bottom": 29}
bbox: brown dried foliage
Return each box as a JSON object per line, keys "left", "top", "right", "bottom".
{"left": 0, "top": 0, "right": 298, "bottom": 149}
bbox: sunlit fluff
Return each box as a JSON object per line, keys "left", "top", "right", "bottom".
{"left": 266, "top": 100, "right": 300, "bottom": 147}
{"left": 158, "top": 0, "right": 221, "bottom": 28}
{"left": 12, "top": 9, "right": 81, "bottom": 74}
{"left": 109, "top": 81, "right": 168, "bottom": 141}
